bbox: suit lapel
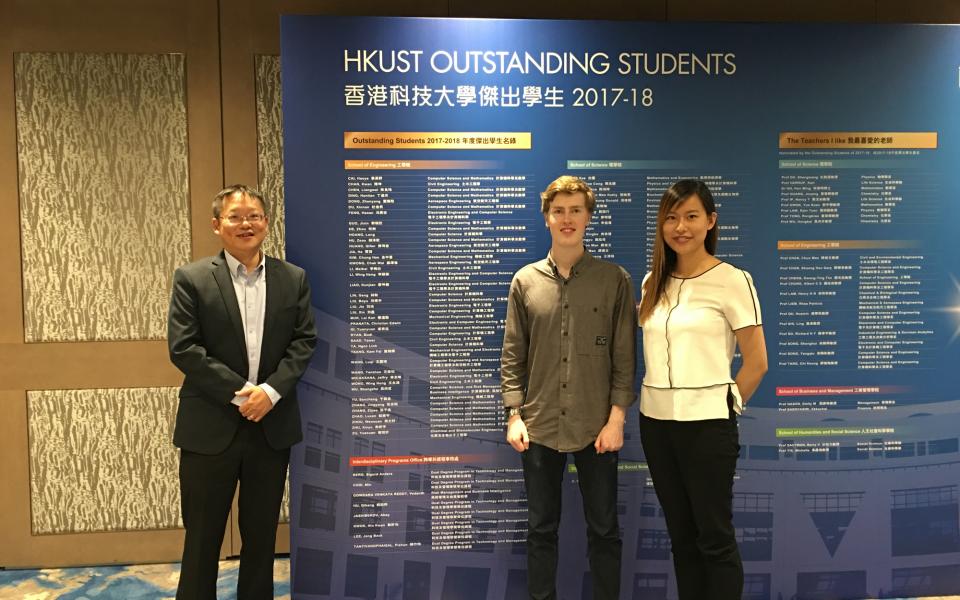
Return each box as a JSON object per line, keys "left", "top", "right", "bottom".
{"left": 263, "top": 256, "right": 283, "bottom": 353}
{"left": 211, "top": 252, "right": 248, "bottom": 368}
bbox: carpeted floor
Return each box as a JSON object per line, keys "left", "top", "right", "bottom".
{"left": 1, "top": 562, "right": 959, "bottom": 600}
{"left": 0, "top": 558, "right": 289, "bottom": 599}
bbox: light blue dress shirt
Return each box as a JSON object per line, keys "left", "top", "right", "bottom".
{"left": 224, "top": 250, "right": 280, "bottom": 406}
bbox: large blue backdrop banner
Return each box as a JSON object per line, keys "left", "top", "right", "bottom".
{"left": 281, "top": 16, "right": 960, "bottom": 600}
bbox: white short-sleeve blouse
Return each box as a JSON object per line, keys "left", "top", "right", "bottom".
{"left": 640, "top": 262, "right": 762, "bottom": 421}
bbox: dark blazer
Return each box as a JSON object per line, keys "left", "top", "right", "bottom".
{"left": 168, "top": 251, "right": 317, "bottom": 454}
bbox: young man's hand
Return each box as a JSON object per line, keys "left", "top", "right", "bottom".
{"left": 506, "top": 415, "right": 529, "bottom": 452}
{"left": 595, "top": 405, "right": 626, "bottom": 453}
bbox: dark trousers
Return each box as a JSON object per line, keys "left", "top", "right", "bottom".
{"left": 521, "top": 441, "right": 622, "bottom": 600}
{"left": 639, "top": 413, "right": 743, "bottom": 600}
{"left": 177, "top": 418, "right": 290, "bottom": 600}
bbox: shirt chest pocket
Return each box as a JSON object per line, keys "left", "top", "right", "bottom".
{"left": 573, "top": 303, "right": 611, "bottom": 357}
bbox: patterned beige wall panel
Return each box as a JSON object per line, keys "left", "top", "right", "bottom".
{"left": 281, "top": 473, "right": 290, "bottom": 523}
{"left": 255, "top": 54, "right": 286, "bottom": 259}
{"left": 255, "top": 55, "right": 292, "bottom": 524}
{"left": 27, "top": 387, "right": 181, "bottom": 535}
{"left": 16, "top": 53, "right": 191, "bottom": 342}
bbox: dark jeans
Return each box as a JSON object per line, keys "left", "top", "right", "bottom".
{"left": 639, "top": 413, "right": 743, "bottom": 600}
{"left": 521, "top": 441, "right": 621, "bottom": 600}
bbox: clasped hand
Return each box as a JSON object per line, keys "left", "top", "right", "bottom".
{"left": 236, "top": 385, "right": 273, "bottom": 422}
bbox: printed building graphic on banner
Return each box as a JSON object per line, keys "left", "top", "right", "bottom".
{"left": 281, "top": 16, "right": 960, "bottom": 600}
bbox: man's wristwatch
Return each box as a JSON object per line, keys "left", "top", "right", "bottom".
{"left": 505, "top": 406, "right": 521, "bottom": 419}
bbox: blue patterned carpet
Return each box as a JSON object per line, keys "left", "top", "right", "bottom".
{"left": 0, "top": 558, "right": 289, "bottom": 599}
{"left": 2, "top": 562, "right": 959, "bottom": 600}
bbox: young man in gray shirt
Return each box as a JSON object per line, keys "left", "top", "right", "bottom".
{"left": 501, "top": 175, "right": 636, "bottom": 600}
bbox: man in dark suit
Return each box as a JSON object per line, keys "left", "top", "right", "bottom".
{"left": 168, "top": 184, "right": 316, "bottom": 599}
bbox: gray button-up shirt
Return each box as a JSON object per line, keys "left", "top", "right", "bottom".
{"left": 501, "top": 251, "right": 637, "bottom": 452}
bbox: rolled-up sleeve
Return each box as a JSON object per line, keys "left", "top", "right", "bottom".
{"left": 609, "top": 267, "right": 637, "bottom": 407}
{"left": 500, "top": 275, "right": 528, "bottom": 408}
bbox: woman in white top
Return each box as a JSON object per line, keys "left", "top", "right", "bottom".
{"left": 638, "top": 179, "right": 768, "bottom": 599}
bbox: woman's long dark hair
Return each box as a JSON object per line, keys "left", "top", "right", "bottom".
{"left": 638, "top": 179, "right": 718, "bottom": 324}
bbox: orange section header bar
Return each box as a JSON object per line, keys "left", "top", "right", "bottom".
{"left": 345, "top": 131, "right": 531, "bottom": 150}
{"left": 779, "top": 132, "right": 936, "bottom": 149}
{"left": 350, "top": 455, "right": 460, "bottom": 467}
{"left": 777, "top": 240, "right": 918, "bottom": 250}
{"left": 344, "top": 160, "right": 499, "bottom": 170}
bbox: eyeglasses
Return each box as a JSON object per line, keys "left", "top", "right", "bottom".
{"left": 221, "top": 213, "right": 265, "bottom": 225}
